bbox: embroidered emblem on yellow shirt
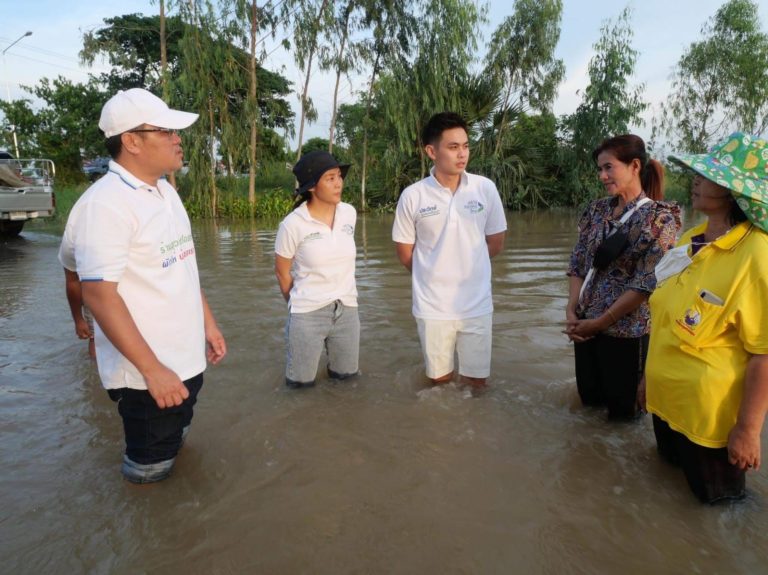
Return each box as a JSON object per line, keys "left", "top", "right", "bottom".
{"left": 676, "top": 308, "right": 701, "bottom": 335}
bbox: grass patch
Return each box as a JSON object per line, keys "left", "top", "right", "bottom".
{"left": 53, "top": 183, "right": 89, "bottom": 222}
{"left": 177, "top": 162, "right": 296, "bottom": 219}
{"left": 51, "top": 163, "right": 297, "bottom": 222}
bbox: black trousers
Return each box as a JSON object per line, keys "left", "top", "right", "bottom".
{"left": 652, "top": 415, "right": 745, "bottom": 504}
{"left": 107, "top": 373, "right": 204, "bottom": 464}
{"left": 574, "top": 333, "right": 648, "bottom": 419}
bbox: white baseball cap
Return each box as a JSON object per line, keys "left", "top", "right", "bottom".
{"left": 99, "top": 88, "right": 199, "bottom": 138}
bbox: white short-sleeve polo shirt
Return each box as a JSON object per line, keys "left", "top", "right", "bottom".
{"left": 58, "top": 161, "right": 206, "bottom": 390}
{"left": 392, "top": 169, "right": 507, "bottom": 320}
{"left": 275, "top": 201, "right": 358, "bottom": 313}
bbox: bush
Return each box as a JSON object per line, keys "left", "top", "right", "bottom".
{"left": 663, "top": 166, "right": 692, "bottom": 205}
{"left": 177, "top": 161, "right": 295, "bottom": 219}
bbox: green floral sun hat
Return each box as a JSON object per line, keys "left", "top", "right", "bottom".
{"left": 668, "top": 132, "right": 768, "bottom": 232}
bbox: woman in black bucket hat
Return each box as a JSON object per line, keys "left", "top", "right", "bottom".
{"left": 274, "top": 151, "right": 360, "bottom": 389}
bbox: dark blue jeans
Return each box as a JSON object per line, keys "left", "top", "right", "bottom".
{"left": 107, "top": 373, "right": 204, "bottom": 465}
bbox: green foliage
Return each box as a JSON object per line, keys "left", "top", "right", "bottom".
{"left": 177, "top": 161, "right": 294, "bottom": 218}
{"left": 80, "top": 13, "right": 186, "bottom": 92}
{"left": 1, "top": 7, "right": 296, "bottom": 196}
{"left": 300, "top": 137, "right": 331, "bottom": 155}
{"left": 13, "top": 0, "right": 760, "bottom": 220}
{"left": 0, "top": 77, "right": 110, "bottom": 183}
{"left": 663, "top": 165, "right": 693, "bottom": 205}
{"left": 161, "top": 1, "right": 297, "bottom": 215}
{"left": 563, "top": 6, "right": 646, "bottom": 202}
{"left": 483, "top": 0, "right": 564, "bottom": 155}
{"left": 659, "top": 0, "right": 768, "bottom": 153}
{"left": 292, "top": 0, "right": 335, "bottom": 159}
{"left": 51, "top": 183, "right": 89, "bottom": 222}
{"left": 0, "top": 99, "right": 40, "bottom": 157}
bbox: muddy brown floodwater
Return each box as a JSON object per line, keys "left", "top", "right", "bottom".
{"left": 1, "top": 210, "right": 766, "bottom": 574}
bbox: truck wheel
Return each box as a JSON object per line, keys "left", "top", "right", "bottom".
{"left": 0, "top": 220, "right": 24, "bottom": 237}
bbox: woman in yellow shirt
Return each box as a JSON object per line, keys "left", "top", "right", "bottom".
{"left": 641, "top": 132, "right": 768, "bottom": 504}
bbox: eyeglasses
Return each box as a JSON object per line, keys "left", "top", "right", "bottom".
{"left": 127, "top": 128, "right": 178, "bottom": 137}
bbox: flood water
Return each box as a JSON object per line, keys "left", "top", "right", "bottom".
{"left": 1, "top": 211, "right": 767, "bottom": 574}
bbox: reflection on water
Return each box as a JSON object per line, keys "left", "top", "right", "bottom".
{"left": 1, "top": 212, "right": 766, "bottom": 574}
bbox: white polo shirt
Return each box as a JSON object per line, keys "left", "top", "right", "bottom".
{"left": 59, "top": 161, "right": 206, "bottom": 390}
{"left": 392, "top": 169, "right": 507, "bottom": 320}
{"left": 275, "top": 201, "right": 358, "bottom": 313}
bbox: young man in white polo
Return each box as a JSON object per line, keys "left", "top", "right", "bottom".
{"left": 59, "top": 88, "right": 227, "bottom": 483}
{"left": 392, "top": 112, "right": 506, "bottom": 388}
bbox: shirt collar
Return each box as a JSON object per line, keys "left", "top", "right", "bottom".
{"left": 108, "top": 160, "right": 164, "bottom": 192}
{"left": 428, "top": 166, "right": 469, "bottom": 191}
{"left": 295, "top": 202, "right": 313, "bottom": 221}
{"left": 295, "top": 201, "right": 339, "bottom": 224}
{"left": 712, "top": 221, "right": 753, "bottom": 251}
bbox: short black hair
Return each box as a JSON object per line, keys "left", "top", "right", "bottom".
{"left": 421, "top": 112, "right": 468, "bottom": 147}
{"left": 104, "top": 134, "right": 123, "bottom": 159}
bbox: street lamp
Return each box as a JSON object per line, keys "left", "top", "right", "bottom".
{"left": 3, "top": 31, "right": 33, "bottom": 159}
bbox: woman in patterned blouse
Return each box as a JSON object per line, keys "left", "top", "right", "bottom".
{"left": 565, "top": 135, "right": 681, "bottom": 420}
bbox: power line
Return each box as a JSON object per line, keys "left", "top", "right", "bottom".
{"left": 4, "top": 53, "right": 102, "bottom": 78}
{"left": 0, "top": 39, "right": 83, "bottom": 65}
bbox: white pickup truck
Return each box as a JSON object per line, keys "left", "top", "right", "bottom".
{"left": 0, "top": 154, "right": 56, "bottom": 237}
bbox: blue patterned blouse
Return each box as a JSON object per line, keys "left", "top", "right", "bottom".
{"left": 567, "top": 193, "right": 681, "bottom": 338}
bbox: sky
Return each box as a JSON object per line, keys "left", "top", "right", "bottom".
{"left": 2, "top": 0, "right": 768, "bottom": 148}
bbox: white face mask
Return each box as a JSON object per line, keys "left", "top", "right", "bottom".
{"left": 655, "top": 244, "right": 693, "bottom": 284}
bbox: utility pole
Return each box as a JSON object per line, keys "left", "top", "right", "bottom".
{"left": 2, "top": 31, "right": 33, "bottom": 158}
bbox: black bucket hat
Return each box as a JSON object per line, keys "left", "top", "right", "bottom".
{"left": 293, "top": 150, "right": 350, "bottom": 194}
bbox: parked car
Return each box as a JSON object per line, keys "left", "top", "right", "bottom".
{"left": 0, "top": 155, "right": 56, "bottom": 237}
{"left": 83, "top": 157, "right": 110, "bottom": 181}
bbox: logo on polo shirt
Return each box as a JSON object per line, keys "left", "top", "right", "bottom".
{"left": 160, "top": 233, "right": 193, "bottom": 255}
{"left": 676, "top": 308, "right": 701, "bottom": 335}
{"left": 464, "top": 199, "right": 485, "bottom": 214}
{"left": 160, "top": 232, "right": 195, "bottom": 269}
{"left": 342, "top": 223, "right": 354, "bottom": 235}
{"left": 302, "top": 231, "right": 323, "bottom": 243}
{"left": 418, "top": 205, "right": 440, "bottom": 218}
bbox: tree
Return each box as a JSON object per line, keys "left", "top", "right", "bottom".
{"left": 483, "top": 0, "right": 565, "bottom": 157}
{"left": 300, "top": 136, "right": 331, "bottom": 154}
{"left": 247, "top": 0, "right": 260, "bottom": 204}
{"left": 292, "top": 0, "right": 334, "bottom": 163}
{"left": 356, "top": 0, "right": 418, "bottom": 210}
{"left": 0, "top": 99, "right": 41, "bottom": 158}
{"left": 79, "top": 7, "right": 295, "bottom": 215}
{"left": 226, "top": 0, "right": 288, "bottom": 206}
{"left": 380, "top": 0, "right": 484, "bottom": 176}
{"left": 0, "top": 77, "right": 109, "bottom": 182}
{"left": 318, "top": 0, "right": 365, "bottom": 153}
{"left": 565, "top": 6, "right": 646, "bottom": 202}
{"left": 659, "top": 0, "right": 768, "bottom": 153}
{"left": 80, "top": 13, "right": 186, "bottom": 93}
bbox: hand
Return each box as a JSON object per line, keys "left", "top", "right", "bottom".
{"left": 564, "top": 318, "right": 605, "bottom": 342}
{"left": 728, "top": 424, "right": 761, "bottom": 471}
{"left": 205, "top": 323, "right": 227, "bottom": 365}
{"left": 564, "top": 308, "right": 590, "bottom": 343}
{"left": 144, "top": 364, "right": 189, "bottom": 409}
{"left": 636, "top": 375, "right": 647, "bottom": 414}
{"left": 74, "top": 317, "right": 92, "bottom": 340}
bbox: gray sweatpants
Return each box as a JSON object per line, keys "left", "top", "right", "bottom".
{"left": 285, "top": 300, "right": 360, "bottom": 385}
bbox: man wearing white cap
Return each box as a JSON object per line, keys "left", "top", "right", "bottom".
{"left": 59, "top": 88, "right": 227, "bottom": 483}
